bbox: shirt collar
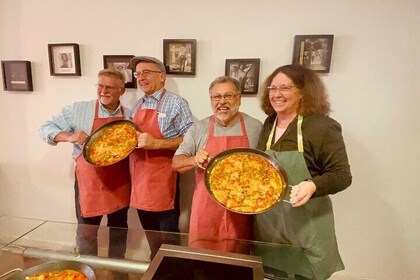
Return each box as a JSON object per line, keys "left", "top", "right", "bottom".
{"left": 142, "top": 87, "right": 165, "bottom": 102}
{"left": 98, "top": 101, "right": 122, "bottom": 116}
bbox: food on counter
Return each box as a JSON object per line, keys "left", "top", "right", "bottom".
{"left": 88, "top": 122, "right": 137, "bottom": 166}
{"left": 208, "top": 153, "right": 284, "bottom": 213}
{"left": 26, "top": 269, "right": 88, "bottom": 280}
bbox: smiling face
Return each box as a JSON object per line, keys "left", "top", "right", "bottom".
{"left": 96, "top": 75, "right": 125, "bottom": 111}
{"left": 210, "top": 82, "right": 241, "bottom": 127}
{"left": 135, "top": 61, "right": 165, "bottom": 95}
{"left": 269, "top": 72, "right": 303, "bottom": 117}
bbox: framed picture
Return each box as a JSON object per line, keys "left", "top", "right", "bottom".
{"left": 225, "top": 58, "right": 260, "bottom": 95}
{"left": 1, "top": 60, "right": 33, "bottom": 92}
{"left": 103, "top": 55, "right": 136, "bottom": 89}
{"left": 163, "top": 39, "right": 196, "bottom": 75}
{"left": 48, "top": 43, "right": 81, "bottom": 76}
{"left": 292, "top": 34, "right": 334, "bottom": 73}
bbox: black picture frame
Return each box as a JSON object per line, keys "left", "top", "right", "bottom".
{"left": 225, "top": 58, "right": 260, "bottom": 95}
{"left": 1, "top": 60, "right": 33, "bottom": 92}
{"left": 103, "top": 55, "right": 136, "bottom": 89}
{"left": 163, "top": 39, "right": 196, "bottom": 75}
{"left": 48, "top": 43, "right": 81, "bottom": 76}
{"left": 292, "top": 34, "right": 334, "bottom": 73}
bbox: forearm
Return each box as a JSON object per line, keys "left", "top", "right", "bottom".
{"left": 152, "top": 136, "right": 184, "bottom": 150}
{"left": 172, "top": 154, "right": 196, "bottom": 173}
{"left": 53, "top": 131, "right": 75, "bottom": 143}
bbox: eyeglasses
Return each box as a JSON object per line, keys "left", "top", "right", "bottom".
{"left": 267, "top": 85, "right": 298, "bottom": 94}
{"left": 96, "top": 84, "right": 121, "bottom": 91}
{"left": 133, "top": 70, "right": 161, "bottom": 78}
{"left": 210, "top": 93, "right": 240, "bottom": 101}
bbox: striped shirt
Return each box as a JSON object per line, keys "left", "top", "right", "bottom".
{"left": 131, "top": 88, "right": 193, "bottom": 138}
{"left": 39, "top": 99, "right": 131, "bottom": 159}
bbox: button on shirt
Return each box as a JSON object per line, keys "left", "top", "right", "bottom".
{"left": 130, "top": 88, "right": 193, "bottom": 138}
{"left": 39, "top": 100, "right": 131, "bottom": 159}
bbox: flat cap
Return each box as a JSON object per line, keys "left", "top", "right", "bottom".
{"left": 128, "top": 56, "right": 166, "bottom": 73}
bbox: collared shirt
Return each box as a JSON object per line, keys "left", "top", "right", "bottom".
{"left": 130, "top": 88, "right": 193, "bottom": 138}
{"left": 39, "top": 99, "right": 131, "bottom": 159}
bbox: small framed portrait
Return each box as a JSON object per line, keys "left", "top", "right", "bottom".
{"left": 1, "top": 60, "right": 33, "bottom": 92}
{"left": 163, "top": 39, "right": 197, "bottom": 75}
{"left": 292, "top": 34, "right": 334, "bottom": 73}
{"left": 48, "top": 43, "right": 81, "bottom": 76}
{"left": 225, "top": 58, "right": 260, "bottom": 95}
{"left": 103, "top": 55, "right": 136, "bottom": 89}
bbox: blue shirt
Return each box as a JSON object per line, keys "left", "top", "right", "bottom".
{"left": 130, "top": 88, "right": 193, "bottom": 138}
{"left": 39, "top": 99, "right": 131, "bottom": 158}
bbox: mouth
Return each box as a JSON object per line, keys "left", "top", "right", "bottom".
{"left": 217, "top": 106, "right": 230, "bottom": 112}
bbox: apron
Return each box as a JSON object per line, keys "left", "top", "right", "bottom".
{"left": 75, "top": 101, "right": 131, "bottom": 217}
{"left": 189, "top": 113, "right": 252, "bottom": 253}
{"left": 129, "top": 90, "right": 177, "bottom": 211}
{"left": 254, "top": 115, "right": 344, "bottom": 280}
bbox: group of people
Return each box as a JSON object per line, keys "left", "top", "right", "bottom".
{"left": 39, "top": 56, "right": 352, "bottom": 280}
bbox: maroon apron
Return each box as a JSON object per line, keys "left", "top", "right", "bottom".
{"left": 189, "top": 113, "right": 252, "bottom": 252}
{"left": 75, "top": 101, "right": 131, "bottom": 217}
{"left": 129, "top": 90, "right": 177, "bottom": 211}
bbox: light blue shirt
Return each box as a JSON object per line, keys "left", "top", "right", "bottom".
{"left": 131, "top": 88, "right": 193, "bottom": 138}
{"left": 39, "top": 99, "right": 131, "bottom": 158}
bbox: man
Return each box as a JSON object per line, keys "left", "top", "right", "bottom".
{"left": 128, "top": 56, "right": 193, "bottom": 233}
{"left": 38, "top": 69, "right": 130, "bottom": 263}
{"left": 172, "top": 76, "right": 262, "bottom": 252}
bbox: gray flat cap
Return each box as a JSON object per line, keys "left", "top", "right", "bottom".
{"left": 129, "top": 56, "right": 166, "bottom": 73}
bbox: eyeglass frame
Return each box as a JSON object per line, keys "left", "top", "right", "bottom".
{"left": 133, "top": 70, "right": 162, "bottom": 78}
{"left": 95, "top": 83, "right": 123, "bottom": 91}
{"left": 267, "top": 85, "right": 299, "bottom": 94}
{"left": 210, "top": 93, "right": 240, "bottom": 101}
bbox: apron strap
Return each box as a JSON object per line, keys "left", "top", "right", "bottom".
{"left": 266, "top": 115, "right": 304, "bottom": 153}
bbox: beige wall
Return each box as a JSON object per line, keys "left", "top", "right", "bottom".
{"left": 1, "top": 1, "right": 419, "bottom": 279}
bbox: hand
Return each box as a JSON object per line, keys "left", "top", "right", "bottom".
{"left": 68, "top": 131, "right": 89, "bottom": 144}
{"left": 193, "top": 149, "right": 211, "bottom": 168}
{"left": 137, "top": 132, "right": 156, "bottom": 149}
{"left": 289, "top": 180, "right": 316, "bottom": 207}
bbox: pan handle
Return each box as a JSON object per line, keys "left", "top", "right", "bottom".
{"left": 0, "top": 268, "right": 23, "bottom": 279}
{"left": 195, "top": 155, "right": 213, "bottom": 170}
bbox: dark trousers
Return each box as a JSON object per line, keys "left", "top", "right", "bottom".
{"left": 136, "top": 174, "right": 181, "bottom": 259}
{"left": 74, "top": 178, "right": 128, "bottom": 259}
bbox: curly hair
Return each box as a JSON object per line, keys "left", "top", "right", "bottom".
{"left": 258, "top": 64, "right": 331, "bottom": 116}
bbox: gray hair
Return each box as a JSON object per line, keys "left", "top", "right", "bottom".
{"left": 208, "top": 76, "right": 241, "bottom": 93}
{"left": 98, "top": 69, "right": 126, "bottom": 85}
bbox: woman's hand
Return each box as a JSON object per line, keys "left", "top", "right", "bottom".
{"left": 290, "top": 180, "right": 316, "bottom": 207}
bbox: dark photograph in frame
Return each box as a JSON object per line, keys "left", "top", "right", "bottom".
{"left": 1, "top": 60, "right": 33, "bottom": 92}
{"left": 225, "top": 58, "right": 260, "bottom": 95}
{"left": 292, "top": 34, "right": 334, "bottom": 73}
{"left": 48, "top": 43, "right": 81, "bottom": 76}
{"left": 103, "top": 55, "right": 136, "bottom": 89}
{"left": 163, "top": 39, "right": 196, "bottom": 75}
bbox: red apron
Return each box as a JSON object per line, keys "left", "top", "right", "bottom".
{"left": 75, "top": 101, "right": 131, "bottom": 217}
{"left": 129, "top": 90, "right": 177, "bottom": 211}
{"left": 189, "top": 113, "right": 252, "bottom": 253}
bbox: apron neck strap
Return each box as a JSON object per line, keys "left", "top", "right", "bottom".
{"left": 266, "top": 115, "right": 304, "bottom": 153}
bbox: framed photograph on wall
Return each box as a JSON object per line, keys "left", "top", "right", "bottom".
{"left": 292, "top": 34, "right": 334, "bottom": 73}
{"left": 163, "top": 39, "right": 196, "bottom": 75}
{"left": 1, "top": 60, "right": 33, "bottom": 92}
{"left": 225, "top": 58, "right": 260, "bottom": 95}
{"left": 103, "top": 55, "right": 136, "bottom": 88}
{"left": 48, "top": 43, "right": 81, "bottom": 76}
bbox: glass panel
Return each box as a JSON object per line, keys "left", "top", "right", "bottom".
{"left": 0, "top": 216, "right": 46, "bottom": 248}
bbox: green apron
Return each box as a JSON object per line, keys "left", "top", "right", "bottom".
{"left": 254, "top": 115, "right": 344, "bottom": 280}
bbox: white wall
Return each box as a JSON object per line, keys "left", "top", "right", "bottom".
{"left": 1, "top": 1, "right": 419, "bottom": 279}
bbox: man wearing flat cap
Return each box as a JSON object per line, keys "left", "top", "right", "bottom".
{"left": 128, "top": 56, "right": 193, "bottom": 233}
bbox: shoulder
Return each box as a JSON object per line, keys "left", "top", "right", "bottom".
{"left": 303, "top": 113, "right": 342, "bottom": 133}
{"left": 241, "top": 112, "right": 262, "bottom": 125}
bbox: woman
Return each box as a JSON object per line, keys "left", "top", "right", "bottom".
{"left": 254, "top": 64, "right": 352, "bottom": 280}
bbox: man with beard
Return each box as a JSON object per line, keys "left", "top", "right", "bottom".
{"left": 172, "top": 76, "right": 262, "bottom": 252}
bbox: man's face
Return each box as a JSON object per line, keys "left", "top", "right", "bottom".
{"left": 210, "top": 82, "right": 241, "bottom": 125}
{"left": 135, "top": 62, "right": 165, "bottom": 95}
{"left": 96, "top": 75, "right": 125, "bottom": 110}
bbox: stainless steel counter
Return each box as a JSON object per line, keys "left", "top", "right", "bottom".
{"left": 0, "top": 216, "right": 314, "bottom": 279}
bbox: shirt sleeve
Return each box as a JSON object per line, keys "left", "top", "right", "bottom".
{"left": 173, "top": 97, "right": 193, "bottom": 136}
{"left": 38, "top": 104, "right": 77, "bottom": 145}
